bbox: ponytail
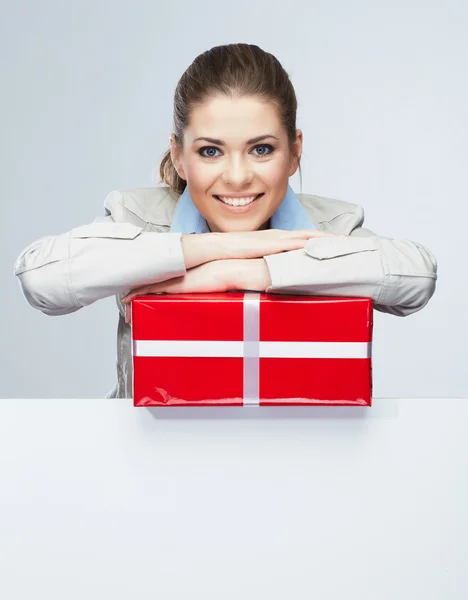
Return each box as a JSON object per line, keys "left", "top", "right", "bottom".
{"left": 159, "top": 149, "right": 186, "bottom": 194}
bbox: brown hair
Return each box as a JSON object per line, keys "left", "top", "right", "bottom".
{"left": 159, "top": 43, "right": 302, "bottom": 195}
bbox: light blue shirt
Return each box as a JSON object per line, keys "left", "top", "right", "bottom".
{"left": 169, "top": 184, "right": 315, "bottom": 233}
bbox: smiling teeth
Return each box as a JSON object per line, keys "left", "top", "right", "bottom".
{"left": 218, "top": 195, "right": 258, "bottom": 206}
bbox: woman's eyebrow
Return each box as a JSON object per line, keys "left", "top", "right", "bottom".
{"left": 193, "top": 134, "right": 280, "bottom": 146}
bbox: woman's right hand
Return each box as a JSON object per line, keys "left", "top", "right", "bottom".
{"left": 181, "top": 229, "right": 344, "bottom": 269}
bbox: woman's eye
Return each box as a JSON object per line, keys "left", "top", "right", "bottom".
{"left": 252, "top": 144, "right": 275, "bottom": 156}
{"left": 199, "top": 146, "right": 221, "bottom": 158}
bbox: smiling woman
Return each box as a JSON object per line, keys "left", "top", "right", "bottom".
{"left": 13, "top": 43, "right": 438, "bottom": 398}
{"left": 169, "top": 95, "right": 295, "bottom": 232}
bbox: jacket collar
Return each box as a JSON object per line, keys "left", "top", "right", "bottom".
{"left": 169, "top": 185, "right": 315, "bottom": 233}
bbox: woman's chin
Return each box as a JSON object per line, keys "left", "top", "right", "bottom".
{"left": 212, "top": 212, "right": 270, "bottom": 233}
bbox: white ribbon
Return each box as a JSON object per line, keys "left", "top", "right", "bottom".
{"left": 242, "top": 292, "right": 261, "bottom": 407}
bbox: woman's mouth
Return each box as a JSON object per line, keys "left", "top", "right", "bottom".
{"left": 213, "top": 193, "right": 264, "bottom": 212}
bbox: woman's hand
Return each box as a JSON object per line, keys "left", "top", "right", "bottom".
{"left": 121, "top": 258, "right": 272, "bottom": 323}
{"left": 181, "top": 228, "right": 343, "bottom": 269}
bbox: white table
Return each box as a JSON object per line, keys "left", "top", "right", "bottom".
{"left": 0, "top": 398, "right": 466, "bottom": 599}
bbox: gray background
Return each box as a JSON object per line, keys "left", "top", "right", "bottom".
{"left": 1, "top": 0, "right": 466, "bottom": 398}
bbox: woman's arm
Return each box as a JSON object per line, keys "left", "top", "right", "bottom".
{"left": 13, "top": 196, "right": 329, "bottom": 316}
{"left": 13, "top": 215, "right": 188, "bottom": 316}
{"left": 262, "top": 227, "right": 437, "bottom": 317}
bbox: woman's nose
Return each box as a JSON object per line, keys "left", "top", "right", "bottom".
{"left": 221, "top": 156, "right": 254, "bottom": 186}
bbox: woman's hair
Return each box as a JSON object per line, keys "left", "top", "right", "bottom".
{"left": 159, "top": 43, "right": 302, "bottom": 195}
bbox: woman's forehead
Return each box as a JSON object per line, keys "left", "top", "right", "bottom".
{"left": 186, "top": 95, "right": 283, "bottom": 140}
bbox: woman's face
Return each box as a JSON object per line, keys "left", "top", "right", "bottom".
{"left": 170, "top": 94, "right": 302, "bottom": 232}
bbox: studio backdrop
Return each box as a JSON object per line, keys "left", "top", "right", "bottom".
{"left": 1, "top": 0, "right": 464, "bottom": 398}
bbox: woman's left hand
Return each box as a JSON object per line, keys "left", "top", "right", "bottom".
{"left": 121, "top": 258, "right": 272, "bottom": 323}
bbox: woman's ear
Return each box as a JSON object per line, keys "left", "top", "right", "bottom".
{"left": 289, "top": 129, "right": 303, "bottom": 176}
{"left": 169, "top": 134, "right": 187, "bottom": 180}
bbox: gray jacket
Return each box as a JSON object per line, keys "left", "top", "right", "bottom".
{"left": 14, "top": 186, "right": 437, "bottom": 398}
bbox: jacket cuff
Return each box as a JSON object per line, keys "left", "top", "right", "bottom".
{"left": 73, "top": 231, "right": 188, "bottom": 305}
{"left": 263, "top": 235, "right": 437, "bottom": 317}
{"left": 264, "top": 236, "right": 384, "bottom": 297}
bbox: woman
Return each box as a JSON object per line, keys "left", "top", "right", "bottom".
{"left": 13, "top": 43, "right": 438, "bottom": 399}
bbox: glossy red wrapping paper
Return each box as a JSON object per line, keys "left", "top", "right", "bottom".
{"left": 131, "top": 293, "right": 373, "bottom": 407}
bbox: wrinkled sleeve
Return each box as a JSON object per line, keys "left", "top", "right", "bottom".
{"left": 13, "top": 194, "right": 187, "bottom": 316}
{"left": 263, "top": 223, "right": 437, "bottom": 317}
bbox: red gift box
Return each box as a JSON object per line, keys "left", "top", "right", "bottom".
{"left": 131, "top": 293, "right": 373, "bottom": 407}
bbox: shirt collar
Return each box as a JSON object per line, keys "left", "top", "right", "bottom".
{"left": 169, "top": 185, "right": 315, "bottom": 233}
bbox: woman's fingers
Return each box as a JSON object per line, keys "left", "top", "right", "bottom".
{"left": 288, "top": 229, "right": 346, "bottom": 239}
{"left": 122, "top": 285, "right": 152, "bottom": 304}
{"left": 260, "top": 229, "right": 345, "bottom": 252}
{"left": 123, "top": 286, "right": 156, "bottom": 323}
{"left": 284, "top": 239, "right": 309, "bottom": 251}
